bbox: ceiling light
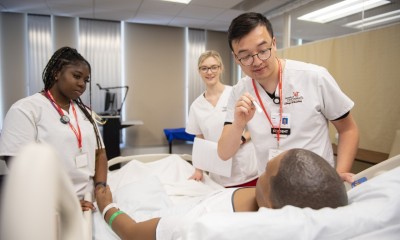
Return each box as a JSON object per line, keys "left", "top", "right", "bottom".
{"left": 298, "top": 0, "right": 390, "bottom": 23}
{"left": 344, "top": 9, "right": 400, "bottom": 28}
{"left": 161, "top": 0, "right": 191, "bottom": 4}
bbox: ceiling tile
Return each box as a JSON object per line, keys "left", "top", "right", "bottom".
{"left": 178, "top": 4, "right": 225, "bottom": 19}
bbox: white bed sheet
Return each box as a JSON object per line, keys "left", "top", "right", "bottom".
{"left": 93, "top": 154, "right": 223, "bottom": 240}
{"left": 183, "top": 165, "right": 400, "bottom": 240}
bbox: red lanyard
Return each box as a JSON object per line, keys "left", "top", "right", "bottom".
{"left": 45, "top": 91, "right": 83, "bottom": 149}
{"left": 252, "top": 57, "right": 283, "bottom": 147}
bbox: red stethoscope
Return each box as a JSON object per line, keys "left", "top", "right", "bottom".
{"left": 251, "top": 57, "right": 283, "bottom": 147}
{"left": 44, "top": 90, "right": 83, "bottom": 149}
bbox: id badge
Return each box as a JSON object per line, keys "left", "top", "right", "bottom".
{"left": 271, "top": 112, "right": 291, "bottom": 137}
{"left": 75, "top": 152, "right": 89, "bottom": 168}
{"left": 268, "top": 148, "right": 285, "bottom": 161}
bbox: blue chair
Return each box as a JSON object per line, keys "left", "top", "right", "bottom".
{"left": 163, "top": 128, "right": 195, "bottom": 153}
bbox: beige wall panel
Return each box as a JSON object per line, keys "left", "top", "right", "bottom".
{"left": 278, "top": 23, "right": 400, "bottom": 153}
{"left": 123, "top": 23, "right": 185, "bottom": 147}
{"left": 0, "top": 12, "right": 28, "bottom": 118}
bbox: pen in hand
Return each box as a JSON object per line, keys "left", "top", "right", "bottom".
{"left": 252, "top": 100, "right": 263, "bottom": 113}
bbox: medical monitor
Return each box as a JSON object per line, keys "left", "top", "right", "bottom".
{"left": 104, "top": 91, "right": 117, "bottom": 115}
{"left": 97, "top": 83, "right": 129, "bottom": 116}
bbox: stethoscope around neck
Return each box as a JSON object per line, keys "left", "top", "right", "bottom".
{"left": 266, "top": 90, "right": 280, "bottom": 104}
{"left": 272, "top": 96, "right": 280, "bottom": 104}
{"left": 44, "top": 90, "right": 72, "bottom": 124}
{"left": 59, "top": 115, "right": 70, "bottom": 124}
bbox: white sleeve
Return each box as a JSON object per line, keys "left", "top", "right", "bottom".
{"left": 186, "top": 103, "right": 201, "bottom": 135}
{"left": 317, "top": 67, "right": 354, "bottom": 120}
{"left": 0, "top": 105, "right": 37, "bottom": 157}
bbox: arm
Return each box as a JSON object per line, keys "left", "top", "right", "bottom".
{"left": 218, "top": 93, "right": 256, "bottom": 160}
{"left": 94, "top": 148, "right": 108, "bottom": 185}
{"left": 331, "top": 113, "right": 359, "bottom": 183}
{"left": 241, "top": 130, "right": 251, "bottom": 144}
{"left": 96, "top": 185, "right": 160, "bottom": 240}
{"left": 218, "top": 124, "right": 245, "bottom": 160}
{"left": 88, "top": 148, "right": 108, "bottom": 211}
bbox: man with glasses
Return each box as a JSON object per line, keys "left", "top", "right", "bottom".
{"left": 218, "top": 12, "right": 359, "bottom": 183}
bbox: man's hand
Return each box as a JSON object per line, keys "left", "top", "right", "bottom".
{"left": 338, "top": 172, "right": 355, "bottom": 183}
{"left": 234, "top": 92, "right": 257, "bottom": 128}
{"left": 95, "top": 185, "right": 113, "bottom": 213}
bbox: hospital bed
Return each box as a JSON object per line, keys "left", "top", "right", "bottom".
{"left": 2, "top": 142, "right": 400, "bottom": 240}
{"left": 96, "top": 151, "right": 400, "bottom": 240}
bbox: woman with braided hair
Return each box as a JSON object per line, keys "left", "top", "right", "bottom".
{"left": 0, "top": 46, "right": 108, "bottom": 211}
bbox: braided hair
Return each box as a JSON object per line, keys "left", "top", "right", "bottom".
{"left": 42, "top": 46, "right": 103, "bottom": 150}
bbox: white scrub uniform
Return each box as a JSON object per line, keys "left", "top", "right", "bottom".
{"left": 226, "top": 60, "right": 354, "bottom": 174}
{"left": 0, "top": 93, "right": 103, "bottom": 197}
{"left": 186, "top": 86, "right": 258, "bottom": 186}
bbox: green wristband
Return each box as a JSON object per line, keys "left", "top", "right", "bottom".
{"left": 108, "top": 210, "right": 124, "bottom": 229}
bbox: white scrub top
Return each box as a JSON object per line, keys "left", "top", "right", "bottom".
{"left": 226, "top": 60, "right": 354, "bottom": 174}
{"left": 186, "top": 86, "right": 258, "bottom": 186}
{"left": 0, "top": 93, "right": 103, "bottom": 197}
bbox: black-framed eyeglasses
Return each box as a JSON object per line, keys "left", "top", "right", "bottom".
{"left": 235, "top": 44, "right": 273, "bottom": 66}
{"left": 199, "top": 65, "right": 220, "bottom": 73}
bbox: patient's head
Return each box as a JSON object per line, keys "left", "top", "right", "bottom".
{"left": 256, "top": 149, "right": 348, "bottom": 210}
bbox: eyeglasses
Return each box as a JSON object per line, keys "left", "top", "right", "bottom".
{"left": 235, "top": 43, "right": 273, "bottom": 66}
{"left": 199, "top": 65, "right": 220, "bottom": 73}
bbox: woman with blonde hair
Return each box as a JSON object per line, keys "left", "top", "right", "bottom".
{"left": 186, "top": 50, "right": 258, "bottom": 187}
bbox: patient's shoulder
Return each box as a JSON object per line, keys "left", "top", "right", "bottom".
{"left": 232, "top": 188, "right": 258, "bottom": 212}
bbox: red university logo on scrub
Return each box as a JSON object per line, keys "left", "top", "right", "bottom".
{"left": 284, "top": 91, "right": 303, "bottom": 105}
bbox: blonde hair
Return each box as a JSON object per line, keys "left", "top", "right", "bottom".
{"left": 197, "top": 50, "right": 225, "bottom": 73}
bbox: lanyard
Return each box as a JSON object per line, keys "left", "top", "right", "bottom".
{"left": 252, "top": 57, "right": 283, "bottom": 148}
{"left": 45, "top": 91, "right": 83, "bottom": 149}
